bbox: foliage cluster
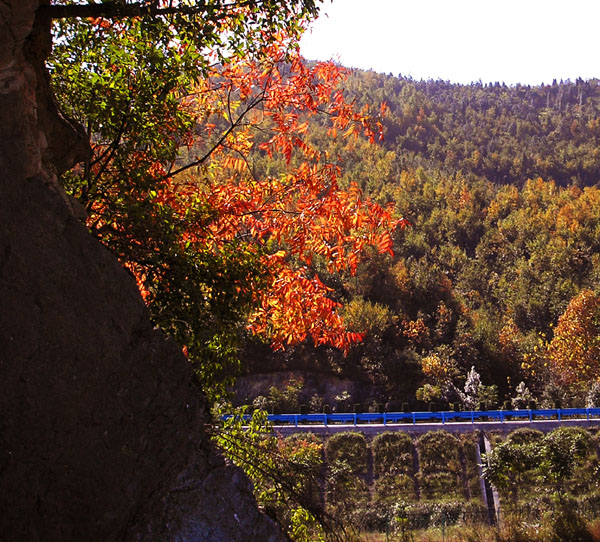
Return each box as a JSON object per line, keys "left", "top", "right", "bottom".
{"left": 483, "top": 426, "right": 595, "bottom": 510}
{"left": 214, "top": 409, "right": 327, "bottom": 541}
{"left": 47, "top": 3, "right": 600, "bottom": 541}
{"left": 343, "top": 73, "right": 600, "bottom": 188}
{"left": 253, "top": 377, "right": 304, "bottom": 414}
{"left": 325, "top": 432, "right": 369, "bottom": 476}
{"left": 416, "top": 431, "right": 462, "bottom": 501}
{"left": 219, "top": 423, "right": 600, "bottom": 541}
{"left": 372, "top": 431, "right": 413, "bottom": 477}
{"left": 244, "top": 170, "right": 600, "bottom": 411}
{"left": 357, "top": 428, "right": 600, "bottom": 542}
{"left": 322, "top": 430, "right": 484, "bottom": 535}
{"left": 371, "top": 515, "right": 599, "bottom": 542}
{"left": 49, "top": 3, "right": 407, "bottom": 403}
{"left": 324, "top": 432, "right": 370, "bottom": 534}
{"left": 50, "top": 3, "right": 600, "bottom": 411}
{"left": 372, "top": 432, "right": 416, "bottom": 508}
{"left": 389, "top": 500, "right": 488, "bottom": 534}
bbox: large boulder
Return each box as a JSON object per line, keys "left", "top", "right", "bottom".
{"left": 0, "top": 2, "right": 285, "bottom": 541}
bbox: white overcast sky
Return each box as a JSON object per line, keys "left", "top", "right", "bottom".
{"left": 300, "top": 0, "right": 600, "bottom": 85}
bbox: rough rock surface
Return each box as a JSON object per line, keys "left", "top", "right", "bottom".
{"left": 0, "top": 2, "right": 286, "bottom": 541}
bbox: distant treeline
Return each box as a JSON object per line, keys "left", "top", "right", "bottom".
{"left": 345, "top": 72, "right": 600, "bottom": 187}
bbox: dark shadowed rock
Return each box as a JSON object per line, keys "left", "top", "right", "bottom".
{"left": 0, "top": 2, "right": 286, "bottom": 541}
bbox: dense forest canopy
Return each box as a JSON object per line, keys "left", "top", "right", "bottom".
{"left": 238, "top": 71, "right": 600, "bottom": 410}
{"left": 350, "top": 73, "right": 600, "bottom": 187}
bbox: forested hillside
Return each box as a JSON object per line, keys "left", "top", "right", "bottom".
{"left": 345, "top": 72, "right": 600, "bottom": 187}
{"left": 238, "top": 72, "right": 600, "bottom": 411}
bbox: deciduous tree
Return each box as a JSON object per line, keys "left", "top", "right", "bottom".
{"left": 546, "top": 289, "right": 600, "bottom": 385}
{"left": 48, "top": 4, "right": 405, "bottom": 398}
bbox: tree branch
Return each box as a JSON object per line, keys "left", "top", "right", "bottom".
{"left": 161, "top": 91, "right": 265, "bottom": 180}
{"left": 39, "top": 2, "right": 184, "bottom": 21}
{"left": 37, "top": 0, "right": 289, "bottom": 21}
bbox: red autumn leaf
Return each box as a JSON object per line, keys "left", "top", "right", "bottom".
{"left": 377, "top": 231, "right": 394, "bottom": 256}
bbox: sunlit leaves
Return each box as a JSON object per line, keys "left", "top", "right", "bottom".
{"left": 213, "top": 408, "right": 327, "bottom": 541}
{"left": 171, "top": 41, "right": 403, "bottom": 351}
{"left": 50, "top": 8, "right": 404, "bottom": 391}
{"left": 546, "top": 289, "right": 600, "bottom": 385}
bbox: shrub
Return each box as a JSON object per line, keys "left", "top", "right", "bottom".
{"left": 325, "top": 458, "right": 370, "bottom": 529}
{"left": 266, "top": 377, "right": 304, "bottom": 413}
{"left": 462, "top": 366, "right": 481, "bottom": 410}
{"left": 550, "top": 497, "right": 594, "bottom": 542}
{"left": 280, "top": 433, "right": 324, "bottom": 511}
{"left": 391, "top": 500, "right": 487, "bottom": 531}
{"left": 334, "top": 390, "right": 351, "bottom": 412}
{"left": 374, "top": 474, "right": 415, "bottom": 504}
{"left": 540, "top": 426, "right": 590, "bottom": 484}
{"left": 325, "top": 432, "right": 368, "bottom": 476}
{"left": 587, "top": 381, "right": 600, "bottom": 408}
{"left": 511, "top": 381, "right": 534, "bottom": 409}
{"left": 416, "top": 431, "right": 461, "bottom": 501}
{"left": 325, "top": 432, "right": 370, "bottom": 528}
{"left": 372, "top": 432, "right": 414, "bottom": 477}
{"left": 416, "top": 384, "right": 442, "bottom": 404}
{"left": 308, "top": 393, "right": 323, "bottom": 413}
{"left": 478, "top": 384, "right": 499, "bottom": 409}
{"left": 252, "top": 395, "right": 269, "bottom": 411}
{"left": 507, "top": 427, "right": 544, "bottom": 446}
{"left": 486, "top": 426, "right": 592, "bottom": 505}
{"left": 418, "top": 471, "right": 461, "bottom": 500}
{"left": 483, "top": 438, "right": 541, "bottom": 506}
{"left": 541, "top": 380, "right": 569, "bottom": 409}
{"left": 417, "top": 431, "right": 460, "bottom": 474}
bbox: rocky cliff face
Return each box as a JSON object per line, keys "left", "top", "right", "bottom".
{"left": 0, "top": 2, "right": 285, "bottom": 541}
